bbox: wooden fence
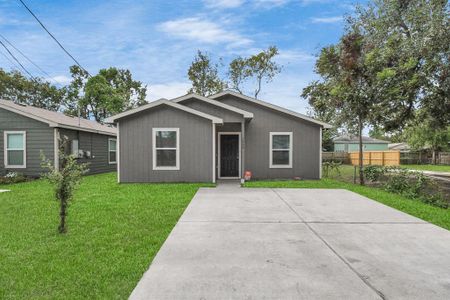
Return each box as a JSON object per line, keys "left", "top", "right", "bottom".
{"left": 349, "top": 151, "right": 400, "bottom": 166}
{"left": 401, "top": 151, "right": 450, "bottom": 165}
{"left": 322, "top": 152, "right": 350, "bottom": 164}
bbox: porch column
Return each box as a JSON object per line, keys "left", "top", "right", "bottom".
{"left": 241, "top": 121, "right": 245, "bottom": 178}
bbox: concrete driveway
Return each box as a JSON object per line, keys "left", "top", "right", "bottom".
{"left": 130, "top": 186, "right": 450, "bottom": 300}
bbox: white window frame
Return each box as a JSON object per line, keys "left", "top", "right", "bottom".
{"left": 4, "top": 131, "right": 27, "bottom": 168}
{"left": 269, "top": 132, "right": 293, "bottom": 168}
{"left": 152, "top": 128, "right": 180, "bottom": 171}
{"left": 108, "top": 138, "right": 117, "bottom": 164}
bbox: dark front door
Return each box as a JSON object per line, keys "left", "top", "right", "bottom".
{"left": 220, "top": 134, "right": 239, "bottom": 178}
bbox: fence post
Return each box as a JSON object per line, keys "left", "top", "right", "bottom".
{"left": 382, "top": 151, "right": 385, "bottom": 166}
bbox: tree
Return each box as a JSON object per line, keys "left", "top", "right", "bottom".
{"left": 187, "top": 51, "right": 226, "bottom": 96}
{"left": 65, "top": 66, "right": 147, "bottom": 122}
{"left": 404, "top": 115, "right": 450, "bottom": 164}
{"left": 41, "top": 137, "right": 89, "bottom": 233}
{"left": 303, "top": 31, "right": 384, "bottom": 185}
{"left": 228, "top": 46, "right": 281, "bottom": 99}
{"left": 0, "top": 68, "right": 66, "bottom": 111}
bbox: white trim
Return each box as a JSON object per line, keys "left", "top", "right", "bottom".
{"left": 4, "top": 131, "right": 26, "bottom": 169}
{"left": 210, "top": 91, "right": 332, "bottom": 128}
{"left": 218, "top": 132, "right": 241, "bottom": 179}
{"left": 117, "top": 123, "right": 120, "bottom": 183}
{"left": 108, "top": 138, "right": 117, "bottom": 164}
{"left": 54, "top": 128, "right": 59, "bottom": 170}
{"left": 56, "top": 124, "right": 116, "bottom": 137}
{"left": 319, "top": 127, "right": 322, "bottom": 179}
{"left": 105, "top": 99, "right": 223, "bottom": 124}
{"left": 269, "top": 132, "right": 293, "bottom": 169}
{"left": 152, "top": 128, "right": 180, "bottom": 171}
{"left": 212, "top": 123, "right": 216, "bottom": 183}
{"left": 172, "top": 93, "right": 254, "bottom": 119}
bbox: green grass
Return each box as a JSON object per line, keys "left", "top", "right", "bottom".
{"left": 245, "top": 178, "right": 450, "bottom": 231}
{"left": 0, "top": 173, "right": 212, "bottom": 300}
{"left": 401, "top": 164, "right": 450, "bottom": 172}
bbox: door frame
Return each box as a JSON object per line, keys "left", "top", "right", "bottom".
{"left": 218, "top": 132, "right": 241, "bottom": 179}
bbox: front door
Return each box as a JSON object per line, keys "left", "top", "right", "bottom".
{"left": 219, "top": 134, "right": 240, "bottom": 178}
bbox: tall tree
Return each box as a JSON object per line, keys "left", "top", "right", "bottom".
{"left": 0, "top": 68, "right": 66, "bottom": 111}
{"left": 187, "top": 51, "right": 226, "bottom": 96}
{"left": 65, "top": 66, "right": 147, "bottom": 122}
{"left": 228, "top": 46, "right": 281, "bottom": 99}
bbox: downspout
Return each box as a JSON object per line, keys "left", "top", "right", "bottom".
{"left": 54, "top": 128, "right": 60, "bottom": 170}
{"left": 319, "top": 127, "right": 322, "bottom": 179}
{"left": 117, "top": 122, "right": 120, "bottom": 183}
{"left": 212, "top": 123, "right": 216, "bottom": 183}
{"left": 241, "top": 120, "right": 245, "bottom": 179}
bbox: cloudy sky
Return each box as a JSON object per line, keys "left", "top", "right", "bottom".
{"left": 0, "top": 0, "right": 365, "bottom": 114}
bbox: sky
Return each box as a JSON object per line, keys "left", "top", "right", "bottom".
{"left": 0, "top": 0, "right": 365, "bottom": 115}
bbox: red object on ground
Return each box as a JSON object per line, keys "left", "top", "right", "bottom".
{"left": 244, "top": 171, "right": 252, "bottom": 181}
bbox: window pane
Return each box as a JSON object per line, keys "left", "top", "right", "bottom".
{"left": 272, "top": 150, "right": 289, "bottom": 165}
{"left": 156, "top": 149, "right": 176, "bottom": 167}
{"left": 109, "top": 140, "right": 116, "bottom": 151}
{"left": 8, "top": 150, "right": 24, "bottom": 165}
{"left": 7, "top": 134, "right": 24, "bottom": 149}
{"left": 156, "top": 131, "right": 176, "bottom": 148}
{"left": 109, "top": 151, "right": 116, "bottom": 163}
{"left": 272, "top": 135, "right": 290, "bottom": 149}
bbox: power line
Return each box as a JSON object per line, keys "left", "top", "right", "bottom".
{"left": 0, "top": 39, "right": 35, "bottom": 78}
{"left": 0, "top": 33, "right": 66, "bottom": 85}
{"left": 0, "top": 48, "right": 21, "bottom": 70}
{"left": 18, "top": 0, "right": 91, "bottom": 77}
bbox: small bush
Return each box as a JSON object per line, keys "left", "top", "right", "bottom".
{"left": 0, "top": 172, "right": 28, "bottom": 184}
{"left": 322, "top": 161, "right": 342, "bottom": 178}
{"left": 363, "top": 165, "right": 387, "bottom": 182}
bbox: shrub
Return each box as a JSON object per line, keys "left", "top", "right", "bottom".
{"left": 0, "top": 172, "right": 28, "bottom": 184}
{"left": 363, "top": 165, "right": 387, "bottom": 182}
{"left": 322, "top": 161, "right": 342, "bottom": 178}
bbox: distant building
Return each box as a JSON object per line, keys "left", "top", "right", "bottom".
{"left": 333, "top": 135, "right": 389, "bottom": 152}
{"left": 388, "top": 142, "right": 411, "bottom": 152}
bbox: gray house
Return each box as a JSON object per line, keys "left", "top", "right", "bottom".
{"left": 106, "top": 91, "right": 331, "bottom": 183}
{"left": 0, "top": 99, "right": 117, "bottom": 177}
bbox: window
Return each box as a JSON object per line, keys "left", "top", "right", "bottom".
{"left": 108, "top": 139, "right": 117, "bottom": 164}
{"left": 4, "top": 131, "right": 26, "bottom": 168}
{"left": 152, "top": 128, "right": 179, "bottom": 170}
{"left": 270, "top": 132, "right": 292, "bottom": 168}
{"left": 71, "top": 140, "right": 79, "bottom": 157}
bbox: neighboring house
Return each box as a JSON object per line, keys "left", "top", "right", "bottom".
{"left": 0, "top": 100, "right": 117, "bottom": 177}
{"left": 105, "top": 91, "right": 331, "bottom": 183}
{"left": 333, "top": 135, "right": 389, "bottom": 152}
{"left": 388, "top": 142, "right": 411, "bottom": 152}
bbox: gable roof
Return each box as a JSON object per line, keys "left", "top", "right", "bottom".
{"left": 171, "top": 93, "right": 254, "bottom": 119}
{"left": 209, "top": 90, "right": 332, "bottom": 128}
{"left": 104, "top": 99, "right": 223, "bottom": 124}
{"left": 0, "top": 99, "right": 116, "bottom": 136}
{"left": 333, "top": 134, "right": 390, "bottom": 144}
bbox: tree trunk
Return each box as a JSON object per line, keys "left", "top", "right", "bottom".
{"left": 358, "top": 117, "right": 364, "bottom": 185}
{"left": 58, "top": 199, "right": 67, "bottom": 233}
{"left": 432, "top": 150, "right": 437, "bottom": 165}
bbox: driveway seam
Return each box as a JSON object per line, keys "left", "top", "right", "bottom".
{"left": 180, "top": 220, "right": 426, "bottom": 225}
{"left": 271, "top": 188, "right": 387, "bottom": 300}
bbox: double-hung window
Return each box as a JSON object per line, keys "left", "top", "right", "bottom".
{"left": 4, "top": 131, "right": 26, "bottom": 168}
{"left": 152, "top": 128, "right": 179, "bottom": 170}
{"left": 270, "top": 132, "right": 292, "bottom": 168}
{"left": 108, "top": 139, "right": 117, "bottom": 164}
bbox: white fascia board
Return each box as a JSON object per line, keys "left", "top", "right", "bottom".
{"left": 105, "top": 99, "right": 223, "bottom": 124}
{"left": 210, "top": 91, "right": 332, "bottom": 129}
{"left": 172, "top": 93, "right": 254, "bottom": 119}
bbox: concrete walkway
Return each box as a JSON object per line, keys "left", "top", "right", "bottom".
{"left": 130, "top": 187, "right": 450, "bottom": 300}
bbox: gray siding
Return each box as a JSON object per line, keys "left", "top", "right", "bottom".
{"left": 119, "top": 106, "right": 213, "bottom": 183}
{"left": 181, "top": 98, "right": 243, "bottom": 123}
{"left": 216, "top": 95, "right": 321, "bottom": 179}
{"left": 58, "top": 128, "right": 116, "bottom": 175}
{"left": 0, "top": 108, "right": 54, "bottom": 177}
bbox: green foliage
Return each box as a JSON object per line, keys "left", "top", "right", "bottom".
{"left": 65, "top": 66, "right": 147, "bottom": 122}
{"left": 363, "top": 165, "right": 387, "bottom": 182}
{"left": 0, "top": 172, "right": 28, "bottom": 184}
{"left": 322, "top": 161, "right": 342, "bottom": 178}
{"left": 41, "top": 146, "right": 89, "bottom": 233}
{"left": 404, "top": 118, "right": 450, "bottom": 152}
{"left": 246, "top": 46, "right": 281, "bottom": 99}
{"left": 187, "top": 50, "right": 226, "bottom": 96}
{"left": 0, "top": 68, "right": 66, "bottom": 111}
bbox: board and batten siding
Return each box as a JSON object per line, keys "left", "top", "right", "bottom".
{"left": 119, "top": 106, "right": 213, "bottom": 183}
{"left": 58, "top": 128, "right": 116, "bottom": 174}
{"left": 215, "top": 95, "right": 321, "bottom": 180}
{"left": 0, "top": 107, "right": 54, "bottom": 176}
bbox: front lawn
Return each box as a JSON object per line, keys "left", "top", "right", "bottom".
{"left": 401, "top": 164, "right": 450, "bottom": 173}
{"left": 244, "top": 179, "right": 450, "bottom": 231}
{"left": 0, "top": 173, "right": 212, "bottom": 299}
